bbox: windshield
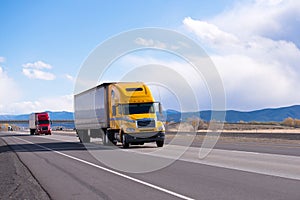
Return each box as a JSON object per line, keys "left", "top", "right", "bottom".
{"left": 121, "top": 103, "right": 155, "bottom": 115}
{"left": 38, "top": 120, "right": 50, "bottom": 125}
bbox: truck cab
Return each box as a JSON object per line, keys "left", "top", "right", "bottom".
{"left": 108, "top": 83, "right": 165, "bottom": 148}
{"left": 29, "top": 112, "right": 52, "bottom": 135}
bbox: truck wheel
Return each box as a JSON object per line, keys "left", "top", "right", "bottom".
{"left": 156, "top": 140, "right": 164, "bottom": 147}
{"left": 102, "top": 131, "right": 108, "bottom": 145}
{"left": 109, "top": 133, "right": 117, "bottom": 146}
{"left": 78, "top": 130, "right": 90, "bottom": 143}
{"left": 103, "top": 131, "right": 117, "bottom": 146}
{"left": 122, "top": 134, "right": 129, "bottom": 148}
{"left": 83, "top": 134, "right": 91, "bottom": 143}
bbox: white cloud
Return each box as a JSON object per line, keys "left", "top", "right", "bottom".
{"left": 212, "top": 55, "right": 300, "bottom": 110}
{"left": 135, "top": 37, "right": 167, "bottom": 49}
{"left": 211, "top": 0, "right": 300, "bottom": 41}
{"left": 22, "top": 60, "right": 52, "bottom": 69}
{"left": 101, "top": 53, "right": 211, "bottom": 111}
{"left": 0, "top": 61, "right": 71, "bottom": 114}
{"left": 65, "top": 74, "right": 75, "bottom": 82}
{"left": 0, "top": 67, "right": 21, "bottom": 107}
{"left": 183, "top": 0, "right": 300, "bottom": 110}
{"left": 22, "top": 68, "right": 56, "bottom": 80}
{"left": 183, "top": 17, "right": 239, "bottom": 47}
{"left": 135, "top": 37, "right": 180, "bottom": 50}
{"left": 0, "top": 94, "right": 73, "bottom": 114}
{"left": 22, "top": 61, "right": 56, "bottom": 80}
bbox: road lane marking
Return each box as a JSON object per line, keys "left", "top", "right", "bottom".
{"left": 13, "top": 136, "right": 194, "bottom": 200}
{"left": 129, "top": 144, "right": 300, "bottom": 181}
{"left": 216, "top": 140, "right": 300, "bottom": 149}
{"left": 14, "top": 132, "right": 300, "bottom": 182}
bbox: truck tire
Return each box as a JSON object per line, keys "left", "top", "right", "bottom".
{"left": 122, "top": 134, "right": 129, "bottom": 148}
{"left": 109, "top": 132, "right": 117, "bottom": 146}
{"left": 83, "top": 134, "right": 90, "bottom": 143}
{"left": 156, "top": 140, "right": 164, "bottom": 147}
{"left": 78, "top": 130, "right": 90, "bottom": 143}
{"left": 103, "top": 131, "right": 117, "bottom": 146}
{"left": 30, "top": 129, "right": 35, "bottom": 135}
{"left": 102, "top": 131, "right": 108, "bottom": 145}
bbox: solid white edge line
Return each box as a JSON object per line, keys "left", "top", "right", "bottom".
{"left": 13, "top": 136, "right": 194, "bottom": 200}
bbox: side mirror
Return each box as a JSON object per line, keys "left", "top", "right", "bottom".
{"left": 159, "top": 103, "right": 163, "bottom": 114}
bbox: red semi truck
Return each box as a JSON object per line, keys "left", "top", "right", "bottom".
{"left": 29, "top": 112, "right": 52, "bottom": 135}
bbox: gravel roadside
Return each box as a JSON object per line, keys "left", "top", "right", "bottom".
{"left": 0, "top": 137, "right": 50, "bottom": 200}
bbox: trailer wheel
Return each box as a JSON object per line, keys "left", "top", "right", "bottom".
{"left": 156, "top": 140, "right": 164, "bottom": 147}
{"left": 83, "top": 135, "right": 90, "bottom": 143}
{"left": 122, "top": 134, "right": 129, "bottom": 148}
{"left": 30, "top": 129, "right": 35, "bottom": 135}
{"left": 78, "top": 130, "right": 90, "bottom": 143}
{"left": 84, "top": 134, "right": 91, "bottom": 143}
{"left": 102, "top": 131, "right": 108, "bottom": 145}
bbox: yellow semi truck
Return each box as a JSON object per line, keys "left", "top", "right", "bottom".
{"left": 74, "top": 82, "right": 165, "bottom": 148}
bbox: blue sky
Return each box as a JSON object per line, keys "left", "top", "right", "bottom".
{"left": 1, "top": 0, "right": 300, "bottom": 114}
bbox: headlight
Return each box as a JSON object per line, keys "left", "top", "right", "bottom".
{"left": 126, "top": 128, "right": 135, "bottom": 133}
{"left": 158, "top": 126, "right": 164, "bottom": 131}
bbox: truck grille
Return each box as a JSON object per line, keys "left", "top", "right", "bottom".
{"left": 42, "top": 127, "right": 48, "bottom": 130}
{"left": 137, "top": 119, "right": 155, "bottom": 128}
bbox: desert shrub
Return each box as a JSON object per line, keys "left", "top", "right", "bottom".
{"left": 198, "top": 119, "right": 206, "bottom": 129}
{"left": 249, "top": 121, "right": 260, "bottom": 125}
{"left": 294, "top": 119, "right": 300, "bottom": 128}
{"left": 282, "top": 117, "right": 295, "bottom": 127}
{"left": 187, "top": 117, "right": 205, "bottom": 131}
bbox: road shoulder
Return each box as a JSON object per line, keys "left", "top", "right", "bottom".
{"left": 0, "top": 136, "right": 50, "bottom": 200}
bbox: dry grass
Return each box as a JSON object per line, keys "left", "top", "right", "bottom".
{"left": 165, "top": 132, "right": 300, "bottom": 145}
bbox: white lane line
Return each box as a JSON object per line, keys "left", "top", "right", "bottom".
{"left": 131, "top": 144, "right": 300, "bottom": 181}
{"left": 13, "top": 136, "right": 194, "bottom": 200}
{"left": 17, "top": 133, "right": 300, "bottom": 181}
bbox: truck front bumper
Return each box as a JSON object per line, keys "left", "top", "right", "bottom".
{"left": 124, "top": 131, "right": 165, "bottom": 143}
{"left": 37, "top": 130, "right": 51, "bottom": 135}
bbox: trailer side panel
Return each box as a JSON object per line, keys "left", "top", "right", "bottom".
{"left": 74, "top": 86, "right": 108, "bottom": 130}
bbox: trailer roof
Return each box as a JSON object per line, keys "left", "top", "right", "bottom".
{"left": 74, "top": 82, "right": 144, "bottom": 96}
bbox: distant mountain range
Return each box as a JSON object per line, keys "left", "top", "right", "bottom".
{"left": 0, "top": 111, "right": 74, "bottom": 120}
{"left": 1, "top": 105, "right": 300, "bottom": 123}
{"left": 165, "top": 105, "right": 300, "bottom": 123}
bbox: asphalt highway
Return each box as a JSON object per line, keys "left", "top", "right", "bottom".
{"left": 1, "top": 131, "right": 300, "bottom": 200}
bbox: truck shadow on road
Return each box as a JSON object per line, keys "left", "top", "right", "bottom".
{"left": 0, "top": 135, "right": 122, "bottom": 154}
{"left": 0, "top": 133, "right": 158, "bottom": 154}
